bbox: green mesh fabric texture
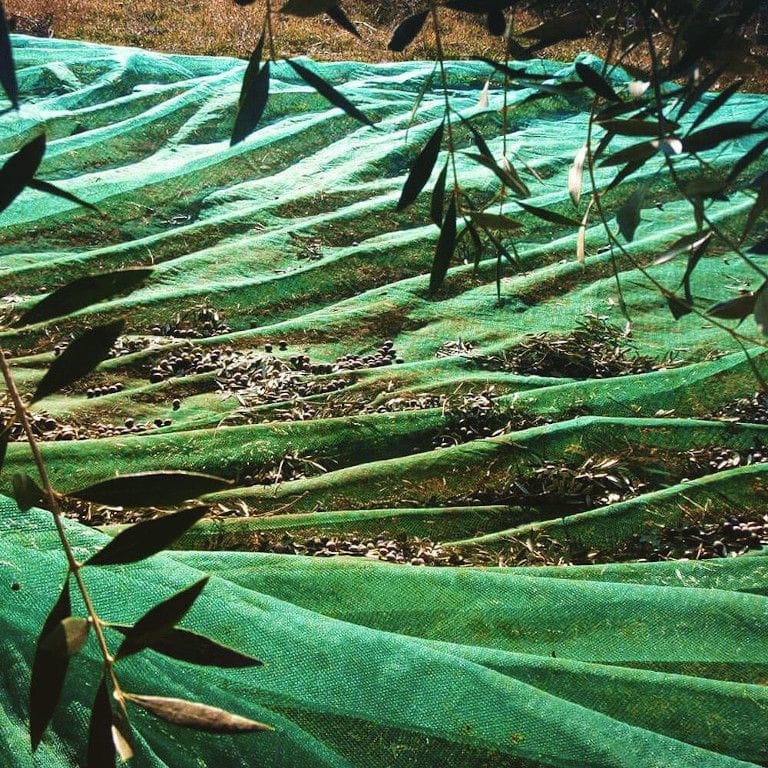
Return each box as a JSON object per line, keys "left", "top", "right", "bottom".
{"left": 0, "top": 35, "right": 767, "bottom": 767}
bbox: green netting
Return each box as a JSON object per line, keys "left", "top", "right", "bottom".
{"left": 1, "top": 35, "right": 768, "bottom": 767}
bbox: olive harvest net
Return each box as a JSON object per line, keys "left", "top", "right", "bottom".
{"left": 0, "top": 35, "right": 766, "bottom": 767}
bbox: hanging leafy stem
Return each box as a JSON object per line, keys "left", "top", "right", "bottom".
{"left": 0, "top": 65, "right": 271, "bottom": 764}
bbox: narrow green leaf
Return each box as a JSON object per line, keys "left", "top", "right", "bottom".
{"left": 726, "top": 136, "right": 768, "bottom": 184}
{"left": 285, "top": 59, "right": 375, "bottom": 128}
{"left": 27, "top": 178, "right": 98, "bottom": 212}
{"left": 575, "top": 62, "right": 620, "bottom": 102}
{"left": 707, "top": 292, "right": 757, "bottom": 321}
{"left": 683, "top": 121, "right": 762, "bottom": 154}
{"left": 598, "top": 140, "right": 656, "bottom": 167}
{"left": 388, "top": 11, "right": 429, "bottom": 52}
{"left": 514, "top": 200, "right": 580, "bottom": 226}
{"left": 465, "top": 152, "right": 528, "bottom": 196}
{"left": 397, "top": 121, "right": 444, "bottom": 211}
{"left": 70, "top": 472, "right": 231, "bottom": 508}
{"left": 110, "top": 624, "right": 263, "bottom": 668}
{"left": 430, "top": 160, "right": 448, "bottom": 226}
{"left": 39, "top": 617, "right": 90, "bottom": 657}
{"left": 691, "top": 79, "right": 743, "bottom": 130}
{"left": 87, "top": 677, "right": 116, "bottom": 768}
{"left": 12, "top": 472, "right": 45, "bottom": 511}
{"left": 115, "top": 577, "right": 210, "bottom": 660}
{"left": 126, "top": 694, "right": 274, "bottom": 734}
{"left": 616, "top": 186, "right": 646, "bottom": 242}
{"left": 469, "top": 211, "right": 523, "bottom": 231}
{"left": 280, "top": 0, "right": 333, "bottom": 15}
{"left": 653, "top": 230, "right": 712, "bottom": 266}
{"left": 0, "top": 133, "right": 45, "bottom": 215}
{"left": 325, "top": 4, "right": 359, "bottom": 37}
{"left": 429, "top": 194, "right": 457, "bottom": 294}
{"left": 754, "top": 283, "right": 768, "bottom": 336}
{"left": 0, "top": 1, "right": 19, "bottom": 109}
{"left": 16, "top": 268, "right": 153, "bottom": 327}
{"left": 86, "top": 506, "right": 209, "bottom": 566}
{"left": 30, "top": 577, "right": 71, "bottom": 751}
{"left": 31, "top": 319, "right": 124, "bottom": 403}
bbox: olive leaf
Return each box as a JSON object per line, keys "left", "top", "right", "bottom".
{"left": 726, "top": 136, "right": 768, "bottom": 184}
{"left": 487, "top": 9, "right": 506, "bottom": 36}
{"left": 754, "top": 283, "right": 768, "bottom": 336}
{"left": 707, "top": 292, "right": 757, "bottom": 322}
{"left": 457, "top": 113, "right": 492, "bottom": 159}
{"left": 87, "top": 677, "right": 115, "bottom": 768}
{"left": 429, "top": 193, "right": 456, "bottom": 294}
{"left": 397, "top": 120, "right": 444, "bottom": 211}
{"left": 568, "top": 144, "right": 587, "bottom": 206}
{"left": 465, "top": 152, "right": 528, "bottom": 196}
{"left": 0, "top": 132, "right": 45, "bottom": 215}
{"left": 430, "top": 160, "right": 448, "bottom": 226}
{"left": 599, "top": 140, "right": 656, "bottom": 167}
{"left": 85, "top": 506, "right": 209, "bottom": 566}
{"left": 231, "top": 32, "right": 270, "bottom": 146}
{"left": 285, "top": 59, "right": 375, "bottom": 128}
{"left": 520, "top": 10, "right": 589, "bottom": 46}
{"left": 69, "top": 471, "right": 231, "bottom": 508}
{"left": 27, "top": 178, "right": 98, "bottom": 212}
{"left": 616, "top": 185, "right": 647, "bottom": 241}
{"left": 30, "top": 577, "right": 71, "bottom": 751}
{"left": 0, "top": 0, "right": 18, "bottom": 109}
{"left": 653, "top": 230, "right": 713, "bottom": 266}
{"left": 16, "top": 268, "right": 153, "bottom": 327}
{"left": 682, "top": 120, "right": 763, "bottom": 154}
{"left": 39, "top": 616, "right": 90, "bottom": 657}
{"left": 280, "top": 0, "right": 334, "bottom": 15}
{"left": 0, "top": 416, "right": 11, "bottom": 473}
{"left": 31, "top": 319, "right": 124, "bottom": 403}
{"left": 469, "top": 211, "right": 523, "bottom": 231}
{"left": 514, "top": 200, "right": 580, "bottom": 227}
{"left": 691, "top": 78, "right": 743, "bottom": 130}
{"left": 109, "top": 624, "right": 263, "bottom": 668}
{"left": 743, "top": 174, "right": 768, "bottom": 239}
{"left": 388, "top": 10, "right": 429, "bottom": 52}
{"left": 597, "top": 118, "right": 675, "bottom": 137}
{"left": 115, "top": 577, "right": 210, "bottom": 660}
{"left": 12, "top": 472, "right": 46, "bottom": 511}
{"left": 125, "top": 694, "right": 274, "bottom": 734}
{"left": 575, "top": 62, "right": 621, "bottom": 102}
{"left": 325, "top": 4, "right": 359, "bottom": 37}
{"left": 676, "top": 66, "right": 726, "bottom": 120}
{"left": 666, "top": 293, "right": 692, "bottom": 320}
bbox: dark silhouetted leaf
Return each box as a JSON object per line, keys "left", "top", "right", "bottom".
{"left": 70, "top": 471, "right": 231, "bottom": 508}
{"left": 30, "top": 577, "right": 71, "bottom": 751}
{"left": 707, "top": 292, "right": 757, "bottom": 321}
{"left": 605, "top": 154, "right": 651, "bottom": 192}
{"left": 0, "top": 2, "right": 18, "bottom": 109}
{"left": 388, "top": 10, "right": 429, "bottom": 52}
{"left": 32, "top": 319, "right": 123, "bottom": 403}
{"left": 458, "top": 113, "right": 492, "bottom": 159}
{"left": 0, "top": 133, "right": 45, "bottom": 214}
{"left": 754, "top": 283, "right": 768, "bottom": 336}
{"left": 280, "top": 0, "right": 333, "bottom": 15}
{"left": 749, "top": 234, "right": 768, "bottom": 254}
{"left": 466, "top": 220, "right": 483, "bottom": 268}
{"left": 682, "top": 121, "right": 763, "bottom": 154}
{"left": 125, "top": 694, "right": 274, "bottom": 734}
{"left": 677, "top": 67, "right": 726, "bottom": 121}
{"left": 599, "top": 140, "right": 656, "bottom": 167}
{"left": 238, "top": 26, "right": 266, "bottom": 106}
{"left": 326, "top": 4, "right": 359, "bottom": 37}
{"left": 575, "top": 62, "right": 620, "bottom": 102}
{"left": 666, "top": 294, "right": 692, "bottom": 319}
{"left": 470, "top": 55, "right": 534, "bottom": 80}
{"left": 285, "top": 59, "right": 375, "bottom": 128}
{"left": 487, "top": 9, "right": 506, "bottom": 36}
{"left": 727, "top": 136, "right": 768, "bottom": 184}
{"left": 443, "top": 0, "right": 510, "bottom": 13}
{"left": 653, "top": 230, "right": 713, "bottom": 266}
{"left": 520, "top": 10, "right": 589, "bottom": 45}
{"left": 39, "top": 616, "right": 90, "bottom": 657}
{"left": 465, "top": 152, "right": 528, "bottom": 196}
{"left": 469, "top": 211, "right": 522, "bottom": 231}
{"left": 110, "top": 624, "right": 263, "bottom": 668}
{"left": 12, "top": 472, "right": 45, "bottom": 511}
{"left": 616, "top": 186, "right": 646, "bottom": 241}
{"left": 743, "top": 174, "right": 768, "bottom": 239}
{"left": 16, "top": 268, "right": 153, "bottom": 327}
{"left": 86, "top": 506, "right": 208, "bottom": 566}
{"left": 397, "top": 120, "right": 444, "bottom": 211}
{"left": 514, "top": 200, "right": 580, "bottom": 226}
{"left": 87, "top": 677, "right": 115, "bottom": 768}
{"left": 27, "top": 178, "right": 98, "bottom": 212}
{"left": 681, "top": 230, "right": 713, "bottom": 302}
{"left": 568, "top": 144, "right": 587, "bottom": 206}
{"left": 430, "top": 160, "right": 448, "bottom": 226}
{"left": 232, "top": 37, "right": 270, "bottom": 146}
{"left": 597, "top": 118, "right": 676, "bottom": 137}
{"left": 691, "top": 79, "right": 743, "bottom": 130}
{"left": 115, "top": 577, "right": 209, "bottom": 660}
{"left": 430, "top": 194, "right": 456, "bottom": 294}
